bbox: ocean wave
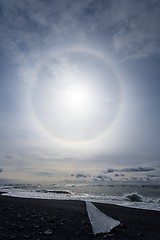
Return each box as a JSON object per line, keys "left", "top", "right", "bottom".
{"left": 0, "top": 185, "right": 160, "bottom": 212}
{"left": 124, "top": 192, "right": 143, "bottom": 202}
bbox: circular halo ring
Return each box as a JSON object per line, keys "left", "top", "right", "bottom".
{"left": 30, "top": 48, "right": 122, "bottom": 143}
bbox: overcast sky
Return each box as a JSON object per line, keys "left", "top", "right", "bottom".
{"left": 0, "top": 0, "right": 160, "bottom": 183}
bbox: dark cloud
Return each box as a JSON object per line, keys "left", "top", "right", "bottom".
{"left": 114, "top": 173, "right": 119, "bottom": 177}
{"left": 75, "top": 173, "right": 89, "bottom": 178}
{"left": 104, "top": 167, "right": 155, "bottom": 173}
{"left": 5, "top": 154, "right": 14, "bottom": 159}
{"left": 34, "top": 171, "right": 54, "bottom": 177}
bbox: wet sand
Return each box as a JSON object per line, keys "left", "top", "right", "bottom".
{"left": 0, "top": 193, "right": 160, "bottom": 240}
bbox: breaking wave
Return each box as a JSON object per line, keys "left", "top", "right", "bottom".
{"left": 124, "top": 192, "right": 143, "bottom": 202}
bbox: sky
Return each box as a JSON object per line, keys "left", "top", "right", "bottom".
{"left": 0, "top": 0, "right": 160, "bottom": 184}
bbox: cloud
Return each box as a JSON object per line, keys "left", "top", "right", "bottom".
{"left": 92, "top": 175, "right": 113, "bottom": 182}
{"left": 114, "top": 173, "right": 119, "bottom": 177}
{"left": 33, "top": 171, "right": 54, "bottom": 177}
{"left": 104, "top": 167, "right": 155, "bottom": 173}
{"left": 2, "top": 0, "right": 159, "bottom": 63}
{"left": 5, "top": 154, "right": 14, "bottom": 159}
{"left": 93, "top": 175, "right": 106, "bottom": 181}
{"left": 111, "top": 0, "right": 160, "bottom": 60}
{"left": 0, "top": 0, "right": 89, "bottom": 60}
{"left": 75, "top": 173, "right": 89, "bottom": 178}
{"left": 0, "top": 168, "right": 3, "bottom": 173}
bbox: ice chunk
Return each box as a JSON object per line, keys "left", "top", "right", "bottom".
{"left": 86, "top": 201, "right": 120, "bottom": 234}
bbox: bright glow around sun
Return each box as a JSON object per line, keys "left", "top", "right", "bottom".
{"left": 66, "top": 86, "right": 87, "bottom": 106}
{"left": 64, "top": 84, "right": 92, "bottom": 112}
{"left": 31, "top": 49, "right": 121, "bottom": 142}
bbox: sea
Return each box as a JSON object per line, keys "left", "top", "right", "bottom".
{"left": 0, "top": 182, "right": 160, "bottom": 211}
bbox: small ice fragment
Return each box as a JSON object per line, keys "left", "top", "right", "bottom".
{"left": 44, "top": 229, "right": 52, "bottom": 235}
{"left": 86, "top": 201, "right": 120, "bottom": 234}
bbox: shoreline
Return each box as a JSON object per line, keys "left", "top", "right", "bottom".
{"left": 0, "top": 193, "right": 160, "bottom": 239}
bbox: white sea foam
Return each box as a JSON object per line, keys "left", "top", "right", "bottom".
{"left": 1, "top": 185, "right": 160, "bottom": 211}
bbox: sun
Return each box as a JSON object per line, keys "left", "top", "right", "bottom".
{"left": 31, "top": 49, "right": 121, "bottom": 142}
{"left": 64, "top": 84, "right": 92, "bottom": 112}
{"left": 66, "top": 86, "right": 87, "bottom": 106}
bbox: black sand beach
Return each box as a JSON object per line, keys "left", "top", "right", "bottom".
{"left": 0, "top": 193, "right": 160, "bottom": 240}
